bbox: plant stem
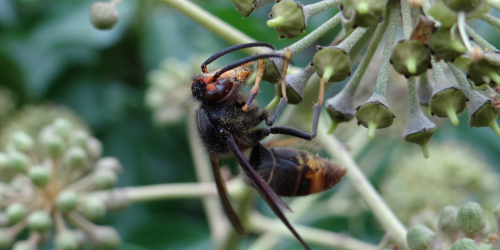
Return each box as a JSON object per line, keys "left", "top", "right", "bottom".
{"left": 457, "top": 12, "right": 473, "bottom": 52}
{"left": 248, "top": 212, "right": 378, "bottom": 250}
{"left": 317, "top": 120, "right": 408, "bottom": 249}
{"left": 188, "top": 107, "right": 227, "bottom": 247}
{"left": 466, "top": 26, "right": 497, "bottom": 51}
{"left": 480, "top": 14, "right": 500, "bottom": 30}
{"left": 83, "top": 183, "right": 218, "bottom": 202}
{"left": 400, "top": 0, "right": 413, "bottom": 40}
{"left": 287, "top": 13, "right": 342, "bottom": 57}
{"left": 374, "top": 1, "right": 399, "bottom": 96}
{"left": 304, "top": 0, "right": 342, "bottom": 20}
{"left": 486, "top": 0, "right": 500, "bottom": 11}
{"left": 161, "top": 0, "right": 267, "bottom": 54}
{"left": 337, "top": 27, "right": 368, "bottom": 52}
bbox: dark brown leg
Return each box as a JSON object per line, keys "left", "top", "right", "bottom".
{"left": 209, "top": 154, "right": 246, "bottom": 235}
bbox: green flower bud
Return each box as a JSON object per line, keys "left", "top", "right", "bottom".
{"left": 0, "top": 229, "right": 13, "bottom": 249}
{"left": 64, "top": 146, "right": 87, "bottom": 169}
{"left": 29, "top": 165, "right": 50, "bottom": 187}
{"left": 418, "top": 71, "right": 433, "bottom": 107}
{"left": 430, "top": 27, "right": 466, "bottom": 62}
{"left": 268, "top": 1, "right": 305, "bottom": 39}
{"left": 450, "top": 238, "right": 479, "bottom": 250}
{"left": 456, "top": 202, "right": 485, "bottom": 237}
{"left": 95, "top": 157, "right": 123, "bottom": 174}
{"left": 253, "top": 52, "right": 284, "bottom": 84}
{"left": 403, "top": 108, "right": 437, "bottom": 159}
{"left": 466, "top": 1, "right": 489, "bottom": 19}
{"left": 11, "top": 131, "right": 34, "bottom": 153}
{"left": 57, "top": 190, "right": 79, "bottom": 212}
{"left": 325, "top": 90, "right": 355, "bottom": 133}
{"left": 88, "top": 226, "right": 121, "bottom": 249}
{"left": 390, "top": 40, "right": 431, "bottom": 78}
{"left": 341, "top": 0, "right": 385, "bottom": 28}
{"left": 406, "top": 224, "right": 436, "bottom": 250}
{"left": 429, "top": 87, "right": 467, "bottom": 125}
{"left": 443, "top": 0, "right": 481, "bottom": 12}
{"left": 427, "top": 0, "right": 457, "bottom": 27}
{"left": 71, "top": 130, "right": 89, "bottom": 149}
{"left": 8, "top": 151, "right": 29, "bottom": 173}
{"left": 467, "top": 51, "right": 500, "bottom": 87}
{"left": 274, "top": 65, "right": 315, "bottom": 104}
{"left": 355, "top": 94, "right": 395, "bottom": 139}
{"left": 27, "top": 211, "right": 53, "bottom": 232}
{"left": 312, "top": 47, "right": 351, "bottom": 83}
{"left": 467, "top": 95, "right": 500, "bottom": 136}
{"left": 94, "top": 169, "right": 118, "bottom": 190}
{"left": 231, "top": 0, "right": 273, "bottom": 18}
{"left": 43, "top": 132, "right": 66, "bottom": 157}
{"left": 12, "top": 241, "right": 35, "bottom": 250}
{"left": 437, "top": 206, "right": 459, "bottom": 232}
{"left": 6, "top": 203, "right": 27, "bottom": 224}
{"left": 90, "top": 2, "right": 119, "bottom": 30}
{"left": 87, "top": 137, "right": 103, "bottom": 159}
{"left": 55, "top": 231, "right": 82, "bottom": 250}
{"left": 82, "top": 198, "right": 106, "bottom": 221}
{"left": 53, "top": 118, "right": 73, "bottom": 138}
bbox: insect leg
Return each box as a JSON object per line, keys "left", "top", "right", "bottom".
{"left": 223, "top": 130, "right": 312, "bottom": 250}
{"left": 209, "top": 154, "right": 247, "bottom": 235}
{"left": 267, "top": 77, "right": 324, "bottom": 140}
{"left": 242, "top": 58, "right": 265, "bottom": 112}
{"left": 266, "top": 49, "right": 292, "bottom": 126}
{"left": 213, "top": 53, "right": 286, "bottom": 81}
{"left": 201, "top": 42, "right": 275, "bottom": 73}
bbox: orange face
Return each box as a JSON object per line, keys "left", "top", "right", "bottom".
{"left": 192, "top": 67, "right": 253, "bottom": 102}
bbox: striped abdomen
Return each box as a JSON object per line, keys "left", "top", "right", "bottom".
{"left": 249, "top": 144, "right": 346, "bottom": 197}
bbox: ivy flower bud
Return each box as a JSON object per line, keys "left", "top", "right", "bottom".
{"left": 11, "top": 131, "right": 34, "bottom": 153}
{"left": 268, "top": 1, "right": 305, "bottom": 39}
{"left": 443, "top": 0, "right": 481, "bottom": 12}
{"left": 325, "top": 90, "right": 355, "bottom": 133}
{"left": 456, "top": 202, "right": 485, "bottom": 238}
{"left": 404, "top": 103, "right": 437, "bottom": 159}
{"left": 437, "top": 206, "right": 460, "bottom": 241}
{"left": 87, "top": 137, "right": 103, "bottom": 159}
{"left": 43, "top": 133, "right": 66, "bottom": 157}
{"left": 71, "top": 130, "right": 89, "bottom": 149}
{"left": 467, "top": 51, "right": 500, "bottom": 87}
{"left": 8, "top": 151, "right": 29, "bottom": 173}
{"left": 90, "top": 2, "right": 119, "bottom": 30}
{"left": 28, "top": 165, "right": 50, "bottom": 187}
{"left": 312, "top": 47, "right": 351, "bottom": 83}
{"left": 12, "top": 241, "right": 35, "bottom": 250}
{"left": 427, "top": 1, "right": 458, "bottom": 27}
{"left": 406, "top": 224, "right": 436, "bottom": 250}
{"left": 64, "top": 146, "right": 87, "bottom": 169}
{"left": 94, "top": 169, "right": 118, "bottom": 190}
{"left": 230, "top": 0, "right": 273, "bottom": 18}
{"left": 341, "top": 0, "right": 385, "bottom": 28}
{"left": 6, "top": 203, "right": 27, "bottom": 225}
{"left": 450, "top": 238, "right": 479, "bottom": 250}
{"left": 27, "top": 211, "right": 53, "bottom": 232}
{"left": 88, "top": 226, "right": 121, "bottom": 249}
{"left": 57, "top": 190, "right": 79, "bottom": 212}
{"left": 430, "top": 27, "right": 466, "bottom": 62}
{"left": 53, "top": 118, "right": 73, "bottom": 138}
{"left": 0, "top": 229, "right": 13, "bottom": 248}
{"left": 429, "top": 86, "right": 467, "bottom": 125}
{"left": 274, "top": 65, "right": 315, "bottom": 104}
{"left": 355, "top": 94, "right": 394, "bottom": 139}
{"left": 55, "top": 231, "right": 82, "bottom": 250}
{"left": 82, "top": 198, "right": 106, "bottom": 221}
{"left": 390, "top": 40, "right": 431, "bottom": 78}
{"left": 95, "top": 157, "right": 123, "bottom": 174}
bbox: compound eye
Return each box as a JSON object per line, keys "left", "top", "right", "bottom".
{"left": 203, "top": 78, "right": 233, "bottom": 101}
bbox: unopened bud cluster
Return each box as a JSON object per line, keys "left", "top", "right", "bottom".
{"left": 406, "top": 202, "right": 500, "bottom": 250}
{"left": 0, "top": 118, "right": 125, "bottom": 250}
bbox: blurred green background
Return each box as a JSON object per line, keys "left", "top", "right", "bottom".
{"left": 1, "top": 0, "right": 500, "bottom": 249}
